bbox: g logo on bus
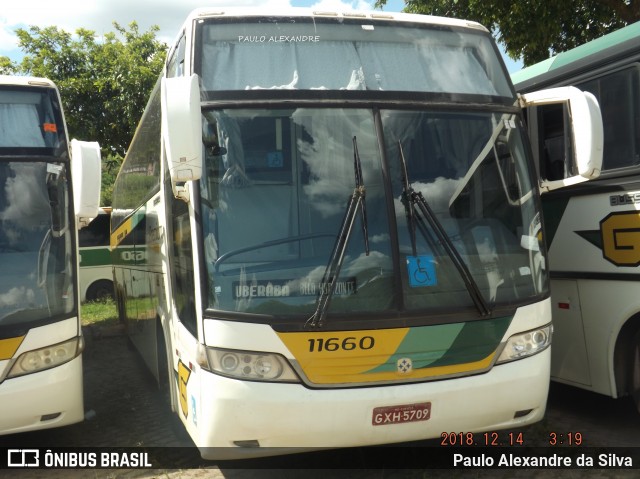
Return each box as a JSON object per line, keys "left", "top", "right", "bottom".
{"left": 600, "top": 211, "right": 640, "bottom": 267}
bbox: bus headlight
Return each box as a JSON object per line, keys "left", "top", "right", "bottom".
{"left": 6, "top": 336, "right": 84, "bottom": 379}
{"left": 496, "top": 324, "right": 552, "bottom": 364}
{"left": 199, "top": 346, "right": 300, "bottom": 383}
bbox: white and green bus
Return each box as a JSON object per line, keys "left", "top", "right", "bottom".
{"left": 513, "top": 22, "right": 640, "bottom": 413}
{"left": 78, "top": 207, "right": 114, "bottom": 302}
{"left": 111, "top": 8, "right": 602, "bottom": 458}
{"left": 0, "top": 75, "right": 101, "bottom": 434}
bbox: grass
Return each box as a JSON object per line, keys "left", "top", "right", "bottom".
{"left": 80, "top": 297, "right": 119, "bottom": 328}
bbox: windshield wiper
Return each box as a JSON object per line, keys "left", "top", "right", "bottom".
{"left": 398, "top": 142, "right": 491, "bottom": 317}
{"left": 305, "top": 136, "right": 369, "bottom": 329}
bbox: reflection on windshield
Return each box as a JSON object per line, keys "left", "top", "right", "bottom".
{"left": 383, "top": 110, "right": 546, "bottom": 310}
{"left": 199, "top": 107, "right": 546, "bottom": 320}
{"left": 0, "top": 161, "right": 74, "bottom": 325}
{"left": 201, "top": 108, "right": 393, "bottom": 316}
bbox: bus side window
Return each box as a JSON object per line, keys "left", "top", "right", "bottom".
{"left": 578, "top": 66, "right": 640, "bottom": 171}
{"left": 533, "top": 103, "right": 576, "bottom": 182}
{"left": 165, "top": 160, "right": 197, "bottom": 335}
{"left": 167, "top": 35, "right": 186, "bottom": 78}
{"left": 79, "top": 212, "right": 110, "bottom": 247}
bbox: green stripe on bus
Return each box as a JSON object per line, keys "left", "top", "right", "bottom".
{"left": 366, "top": 316, "right": 511, "bottom": 374}
{"left": 79, "top": 248, "right": 111, "bottom": 267}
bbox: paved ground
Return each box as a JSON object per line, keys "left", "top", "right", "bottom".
{"left": 1, "top": 323, "right": 639, "bottom": 478}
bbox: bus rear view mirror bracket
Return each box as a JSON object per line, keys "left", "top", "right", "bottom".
{"left": 71, "top": 139, "right": 101, "bottom": 227}
{"left": 519, "top": 86, "right": 603, "bottom": 193}
{"left": 161, "top": 74, "right": 203, "bottom": 202}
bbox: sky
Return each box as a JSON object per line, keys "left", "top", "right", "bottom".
{"left": 0, "top": 0, "right": 523, "bottom": 72}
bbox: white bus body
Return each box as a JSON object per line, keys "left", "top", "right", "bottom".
{"left": 513, "top": 22, "right": 640, "bottom": 411}
{"left": 0, "top": 75, "right": 101, "bottom": 434}
{"left": 111, "top": 8, "right": 602, "bottom": 458}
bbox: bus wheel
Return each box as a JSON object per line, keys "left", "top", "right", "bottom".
{"left": 87, "top": 280, "right": 114, "bottom": 301}
{"left": 631, "top": 330, "right": 640, "bottom": 414}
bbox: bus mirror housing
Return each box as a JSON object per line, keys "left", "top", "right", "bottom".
{"left": 71, "top": 139, "right": 101, "bottom": 227}
{"left": 161, "top": 74, "right": 203, "bottom": 201}
{"left": 519, "top": 86, "right": 603, "bottom": 193}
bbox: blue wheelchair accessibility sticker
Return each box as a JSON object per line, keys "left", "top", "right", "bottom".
{"left": 407, "top": 255, "right": 437, "bottom": 287}
{"left": 267, "top": 151, "right": 284, "bottom": 168}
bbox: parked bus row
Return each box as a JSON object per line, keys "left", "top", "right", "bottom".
{"left": 6, "top": 6, "right": 634, "bottom": 459}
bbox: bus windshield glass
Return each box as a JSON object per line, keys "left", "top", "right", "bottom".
{"left": 197, "top": 17, "right": 513, "bottom": 97}
{"left": 200, "top": 107, "right": 546, "bottom": 318}
{"left": 0, "top": 160, "right": 75, "bottom": 326}
{"left": 0, "top": 86, "right": 68, "bottom": 155}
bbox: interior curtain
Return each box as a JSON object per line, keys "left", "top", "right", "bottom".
{"left": 202, "top": 40, "right": 498, "bottom": 95}
{"left": 0, "top": 104, "right": 45, "bottom": 147}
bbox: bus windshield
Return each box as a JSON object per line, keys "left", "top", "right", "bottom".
{"left": 0, "top": 85, "right": 74, "bottom": 328}
{"left": 200, "top": 107, "right": 546, "bottom": 319}
{"left": 197, "top": 17, "right": 513, "bottom": 97}
{"left": 0, "top": 161, "right": 74, "bottom": 326}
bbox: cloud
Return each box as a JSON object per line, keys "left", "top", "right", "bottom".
{"left": 0, "top": 163, "right": 50, "bottom": 232}
{"left": 1, "top": 1, "right": 377, "bottom": 59}
{"left": 303, "top": 0, "right": 372, "bottom": 11}
{"left": 0, "top": 286, "right": 36, "bottom": 308}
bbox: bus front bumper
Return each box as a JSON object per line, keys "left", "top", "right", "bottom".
{"left": 190, "top": 348, "right": 550, "bottom": 459}
{"left": 0, "top": 355, "right": 84, "bottom": 435}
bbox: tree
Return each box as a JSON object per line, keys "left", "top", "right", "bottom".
{"left": 12, "top": 22, "right": 167, "bottom": 205}
{"left": 375, "top": 0, "right": 637, "bottom": 65}
{"left": 0, "top": 56, "right": 18, "bottom": 75}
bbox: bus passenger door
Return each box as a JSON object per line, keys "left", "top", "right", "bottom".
{"left": 520, "top": 88, "right": 604, "bottom": 387}
{"left": 165, "top": 173, "right": 201, "bottom": 436}
{"left": 549, "top": 279, "right": 591, "bottom": 386}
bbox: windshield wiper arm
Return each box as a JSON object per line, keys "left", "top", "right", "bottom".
{"left": 449, "top": 115, "right": 513, "bottom": 210}
{"left": 354, "top": 136, "right": 370, "bottom": 255}
{"left": 305, "top": 136, "right": 370, "bottom": 329}
{"left": 398, "top": 142, "right": 491, "bottom": 317}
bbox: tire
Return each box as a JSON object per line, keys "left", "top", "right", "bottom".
{"left": 86, "top": 280, "right": 114, "bottom": 302}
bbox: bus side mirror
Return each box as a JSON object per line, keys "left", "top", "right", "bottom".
{"left": 71, "top": 139, "right": 101, "bottom": 227}
{"left": 161, "top": 74, "right": 202, "bottom": 202}
{"left": 519, "top": 86, "right": 603, "bottom": 193}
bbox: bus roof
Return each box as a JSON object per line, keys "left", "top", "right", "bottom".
{"left": 512, "top": 21, "right": 640, "bottom": 91}
{"left": 0, "top": 75, "right": 57, "bottom": 88}
{"left": 178, "top": 7, "right": 488, "bottom": 36}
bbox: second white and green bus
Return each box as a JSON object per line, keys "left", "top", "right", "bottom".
{"left": 111, "top": 8, "right": 602, "bottom": 458}
{"left": 78, "top": 207, "right": 114, "bottom": 302}
{"left": 513, "top": 22, "right": 640, "bottom": 412}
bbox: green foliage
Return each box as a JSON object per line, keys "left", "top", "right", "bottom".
{"left": 0, "top": 56, "right": 18, "bottom": 75}
{"left": 10, "top": 21, "right": 167, "bottom": 205}
{"left": 113, "top": 174, "right": 159, "bottom": 209}
{"left": 15, "top": 22, "right": 167, "bottom": 156}
{"left": 101, "top": 154, "right": 123, "bottom": 206}
{"left": 375, "top": 0, "right": 636, "bottom": 65}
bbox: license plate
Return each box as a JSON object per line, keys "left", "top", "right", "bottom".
{"left": 372, "top": 402, "right": 431, "bottom": 426}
